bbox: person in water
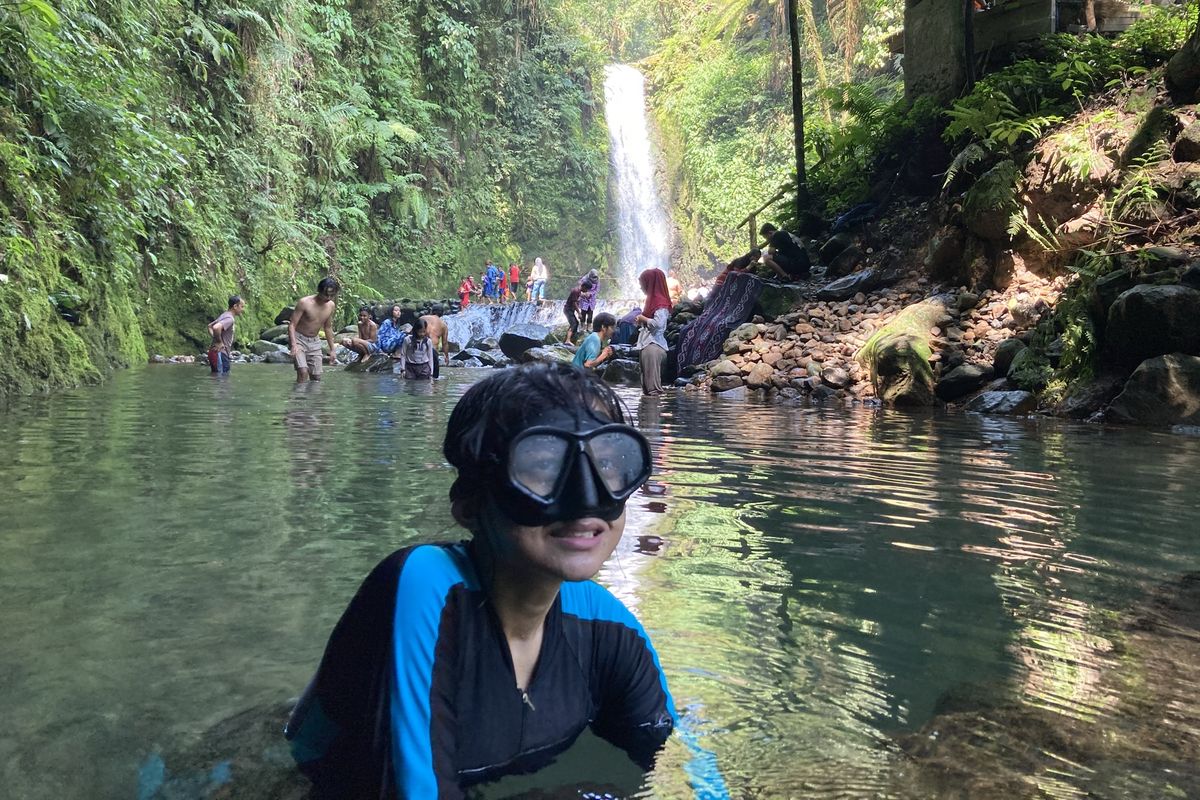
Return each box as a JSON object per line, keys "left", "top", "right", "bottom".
{"left": 288, "top": 277, "right": 340, "bottom": 383}
{"left": 206, "top": 294, "right": 245, "bottom": 373}
{"left": 636, "top": 269, "right": 672, "bottom": 397}
{"left": 398, "top": 317, "right": 435, "bottom": 380}
{"left": 573, "top": 312, "right": 617, "bottom": 371}
{"left": 418, "top": 313, "right": 452, "bottom": 378}
{"left": 340, "top": 307, "right": 380, "bottom": 361}
{"left": 285, "top": 363, "right": 675, "bottom": 797}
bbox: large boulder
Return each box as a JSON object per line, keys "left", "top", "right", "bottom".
{"left": 826, "top": 245, "right": 865, "bottom": 278}
{"left": 993, "top": 338, "right": 1027, "bottom": 377}
{"left": 819, "top": 233, "right": 853, "bottom": 264}
{"left": 744, "top": 362, "right": 776, "bottom": 389}
{"left": 263, "top": 350, "right": 294, "bottom": 365}
{"left": 1103, "top": 285, "right": 1200, "bottom": 370}
{"left": 519, "top": 345, "right": 573, "bottom": 365}
{"left": 499, "top": 323, "right": 551, "bottom": 360}
{"left": 602, "top": 358, "right": 642, "bottom": 386}
{"left": 273, "top": 307, "right": 294, "bottom": 325}
{"left": 346, "top": 353, "right": 395, "bottom": 373}
{"left": 965, "top": 390, "right": 1037, "bottom": 415}
{"left": 467, "top": 336, "right": 501, "bottom": 352}
{"left": 1108, "top": 354, "right": 1200, "bottom": 426}
{"left": 856, "top": 295, "right": 953, "bottom": 407}
{"left": 260, "top": 323, "right": 290, "bottom": 341}
{"left": 756, "top": 284, "right": 807, "bottom": 320}
{"left": 250, "top": 340, "right": 286, "bottom": 356}
{"left": 453, "top": 347, "right": 498, "bottom": 366}
{"left": 936, "top": 363, "right": 995, "bottom": 401}
{"left": 816, "top": 268, "right": 880, "bottom": 301}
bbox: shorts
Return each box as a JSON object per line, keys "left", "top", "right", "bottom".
{"left": 365, "top": 341, "right": 380, "bottom": 354}
{"left": 208, "top": 348, "right": 230, "bottom": 373}
{"left": 404, "top": 361, "right": 433, "bottom": 380}
{"left": 293, "top": 332, "right": 324, "bottom": 376}
{"left": 565, "top": 309, "right": 579, "bottom": 338}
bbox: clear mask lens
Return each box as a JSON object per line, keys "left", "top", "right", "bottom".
{"left": 510, "top": 435, "right": 570, "bottom": 498}
{"left": 585, "top": 432, "right": 648, "bottom": 495}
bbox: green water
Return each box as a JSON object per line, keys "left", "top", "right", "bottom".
{"left": 3, "top": 365, "right": 1200, "bottom": 799}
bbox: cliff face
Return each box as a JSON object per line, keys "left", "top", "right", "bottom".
{"left": 0, "top": 0, "right": 609, "bottom": 395}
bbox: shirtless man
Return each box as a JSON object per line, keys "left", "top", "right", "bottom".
{"left": 288, "top": 277, "right": 340, "bottom": 383}
{"left": 418, "top": 313, "right": 452, "bottom": 378}
{"left": 340, "top": 306, "right": 379, "bottom": 361}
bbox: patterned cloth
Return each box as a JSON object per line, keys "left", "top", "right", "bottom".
{"left": 676, "top": 271, "right": 765, "bottom": 373}
{"left": 376, "top": 320, "right": 405, "bottom": 354}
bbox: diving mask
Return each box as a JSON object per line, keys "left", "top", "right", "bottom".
{"left": 496, "top": 415, "right": 653, "bottom": 526}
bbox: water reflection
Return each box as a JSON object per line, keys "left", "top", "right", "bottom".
{"left": 1, "top": 368, "right": 1200, "bottom": 799}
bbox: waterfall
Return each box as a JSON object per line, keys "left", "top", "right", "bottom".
{"left": 604, "top": 64, "right": 670, "bottom": 298}
{"left": 443, "top": 300, "right": 634, "bottom": 350}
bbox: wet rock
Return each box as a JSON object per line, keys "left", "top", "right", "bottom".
{"left": 936, "top": 363, "right": 995, "bottom": 401}
{"left": 709, "top": 359, "right": 740, "bottom": 377}
{"left": 453, "top": 348, "right": 498, "bottom": 366}
{"left": 1057, "top": 374, "right": 1126, "bottom": 419}
{"left": 713, "top": 383, "right": 747, "bottom": 399}
{"left": 745, "top": 362, "right": 775, "bottom": 389}
{"left": 816, "top": 269, "right": 879, "bottom": 301}
{"left": 819, "top": 233, "right": 853, "bottom": 263}
{"left": 1104, "top": 285, "right": 1200, "bottom": 369}
{"left": 1108, "top": 353, "right": 1200, "bottom": 426}
{"left": 251, "top": 340, "right": 286, "bottom": 356}
{"left": 811, "top": 385, "right": 839, "bottom": 401}
{"left": 602, "top": 359, "right": 642, "bottom": 386}
{"left": 346, "top": 353, "right": 393, "bottom": 373}
{"left": 499, "top": 324, "right": 551, "bottom": 360}
{"left": 264, "top": 351, "right": 294, "bottom": 365}
{"left": 993, "top": 338, "right": 1027, "bottom": 377}
{"left": 827, "top": 245, "right": 865, "bottom": 278}
{"left": 1182, "top": 262, "right": 1200, "bottom": 289}
{"left": 711, "top": 374, "right": 744, "bottom": 392}
{"left": 459, "top": 357, "right": 485, "bottom": 369}
{"left": 856, "top": 295, "right": 952, "bottom": 407}
{"left": 519, "top": 345, "right": 573, "bottom": 365}
{"left": 467, "top": 336, "right": 500, "bottom": 352}
{"left": 965, "top": 390, "right": 1036, "bottom": 415}
{"left": 821, "top": 366, "right": 851, "bottom": 389}
{"left": 260, "top": 324, "right": 290, "bottom": 341}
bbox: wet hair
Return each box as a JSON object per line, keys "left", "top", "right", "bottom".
{"left": 593, "top": 312, "right": 617, "bottom": 331}
{"left": 759, "top": 222, "right": 778, "bottom": 237}
{"left": 359, "top": 306, "right": 371, "bottom": 316}
{"left": 227, "top": 295, "right": 243, "bottom": 309}
{"left": 317, "top": 276, "right": 340, "bottom": 294}
{"left": 444, "top": 363, "right": 627, "bottom": 504}
{"left": 412, "top": 318, "right": 427, "bottom": 336}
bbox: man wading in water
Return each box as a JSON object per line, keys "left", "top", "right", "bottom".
{"left": 288, "top": 277, "right": 340, "bottom": 383}
{"left": 418, "top": 313, "right": 452, "bottom": 378}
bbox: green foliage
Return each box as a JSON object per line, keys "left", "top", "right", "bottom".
{"left": 0, "top": 0, "right": 610, "bottom": 392}
{"left": 1107, "top": 139, "right": 1171, "bottom": 223}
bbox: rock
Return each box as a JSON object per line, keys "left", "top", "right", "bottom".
{"left": 728, "top": 323, "right": 759, "bottom": 343}
{"left": 745, "top": 362, "right": 775, "bottom": 389}
{"left": 993, "top": 338, "right": 1027, "bottom": 376}
{"left": 821, "top": 366, "right": 851, "bottom": 389}
{"left": 260, "top": 324, "right": 290, "bottom": 341}
{"left": 499, "top": 324, "right": 551, "bottom": 360}
{"left": 453, "top": 348, "right": 498, "bottom": 366}
{"left": 856, "top": 295, "right": 953, "bottom": 407}
{"left": 713, "top": 383, "right": 747, "bottom": 399}
{"left": 957, "top": 291, "right": 980, "bottom": 312}
{"left": 263, "top": 351, "right": 294, "bottom": 364}
{"left": 756, "top": 284, "right": 807, "bottom": 320}
{"left": 602, "top": 359, "right": 642, "bottom": 386}
{"left": 811, "top": 385, "right": 839, "bottom": 401}
{"left": 819, "top": 233, "right": 853, "bottom": 264}
{"left": 519, "top": 346, "right": 573, "bottom": 365}
{"left": 250, "top": 340, "right": 285, "bottom": 356}
{"left": 1109, "top": 354, "right": 1200, "bottom": 426}
{"left": 1104, "top": 285, "right": 1200, "bottom": 369}
{"left": 1057, "top": 374, "right": 1126, "bottom": 419}
{"left": 1122, "top": 245, "right": 1190, "bottom": 272}
{"left": 709, "top": 359, "right": 741, "bottom": 377}
{"left": 273, "top": 307, "right": 294, "bottom": 325}
{"left": 459, "top": 357, "right": 485, "bottom": 369}
{"left": 965, "top": 390, "right": 1037, "bottom": 415}
{"left": 345, "top": 353, "right": 392, "bottom": 372}
{"left": 1181, "top": 262, "right": 1200, "bottom": 289}
{"left": 925, "top": 225, "right": 967, "bottom": 281}
{"left": 467, "top": 336, "right": 501, "bottom": 352}
{"left": 1175, "top": 121, "right": 1200, "bottom": 162}
{"left": 827, "top": 245, "right": 865, "bottom": 278}
{"left": 711, "top": 375, "right": 744, "bottom": 392}
{"left": 816, "top": 269, "right": 879, "bottom": 301}
{"left": 964, "top": 161, "right": 1018, "bottom": 242}
{"left": 935, "top": 363, "right": 995, "bottom": 401}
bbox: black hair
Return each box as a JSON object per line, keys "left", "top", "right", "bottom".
{"left": 317, "top": 276, "right": 340, "bottom": 294}
{"left": 444, "top": 363, "right": 627, "bottom": 504}
{"left": 412, "top": 317, "right": 427, "bottom": 335}
{"left": 227, "top": 295, "right": 243, "bottom": 309}
{"left": 759, "top": 222, "right": 777, "bottom": 237}
{"left": 359, "top": 306, "right": 371, "bottom": 315}
{"left": 593, "top": 312, "right": 617, "bottom": 331}
{"left": 581, "top": 280, "right": 594, "bottom": 291}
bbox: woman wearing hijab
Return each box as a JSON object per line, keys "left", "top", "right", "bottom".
{"left": 578, "top": 269, "right": 600, "bottom": 330}
{"left": 530, "top": 257, "right": 549, "bottom": 302}
{"left": 635, "top": 268, "right": 672, "bottom": 396}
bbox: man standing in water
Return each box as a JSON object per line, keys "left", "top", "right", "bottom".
{"left": 288, "top": 277, "right": 340, "bottom": 383}
{"left": 206, "top": 294, "right": 245, "bottom": 374}
{"left": 418, "top": 313, "right": 452, "bottom": 378}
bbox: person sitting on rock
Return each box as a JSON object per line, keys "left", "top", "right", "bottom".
{"left": 285, "top": 363, "right": 675, "bottom": 798}
{"left": 759, "top": 223, "right": 810, "bottom": 281}
{"left": 666, "top": 271, "right": 683, "bottom": 306}
{"left": 573, "top": 312, "right": 617, "bottom": 371}
{"left": 398, "top": 317, "right": 436, "bottom": 380}
{"left": 578, "top": 269, "right": 600, "bottom": 330}
{"left": 341, "top": 306, "right": 380, "bottom": 362}
{"left": 376, "top": 305, "right": 407, "bottom": 358}
{"left": 714, "top": 249, "right": 761, "bottom": 288}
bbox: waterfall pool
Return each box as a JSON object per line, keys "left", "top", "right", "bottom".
{"left": 3, "top": 366, "right": 1199, "bottom": 799}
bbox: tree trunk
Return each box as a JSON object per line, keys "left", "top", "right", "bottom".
{"left": 787, "top": 0, "right": 807, "bottom": 215}
{"left": 1084, "top": 0, "right": 1097, "bottom": 31}
{"left": 963, "top": 0, "right": 976, "bottom": 91}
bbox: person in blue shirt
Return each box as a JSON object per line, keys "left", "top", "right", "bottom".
{"left": 572, "top": 312, "right": 617, "bottom": 371}
{"left": 285, "top": 363, "right": 676, "bottom": 799}
{"left": 375, "top": 305, "right": 408, "bottom": 357}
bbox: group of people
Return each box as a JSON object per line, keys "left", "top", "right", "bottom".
{"left": 206, "top": 277, "right": 452, "bottom": 383}
{"left": 460, "top": 257, "right": 551, "bottom": 308}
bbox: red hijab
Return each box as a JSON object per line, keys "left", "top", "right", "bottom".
{"left": 639, "top": 268, "right": 672, "bottom": 319}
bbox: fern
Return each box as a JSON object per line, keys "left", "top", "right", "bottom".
{"left": 942, "top": 143, "right": 987, "bottom": 192}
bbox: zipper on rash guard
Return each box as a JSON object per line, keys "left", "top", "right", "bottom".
{"left": 520, "top": 688, "right": 536, "bottom": 711}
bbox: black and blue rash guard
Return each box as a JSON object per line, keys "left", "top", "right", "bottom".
{"left": 286, "top": 543, "right": 677, "bottom": 798}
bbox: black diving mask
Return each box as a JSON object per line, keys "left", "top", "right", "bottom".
{"left": 497, "top": 418, "right": 653, "bottom": 527}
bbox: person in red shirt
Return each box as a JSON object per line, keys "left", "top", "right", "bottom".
{"left": 458, "top": 275, "right": 477, "bottom": 309}
{"left": 498, "top": 268, "right": 510, "bottom": 303}
{"left": 508, "top": 262, "right": 521, "bottom": 302}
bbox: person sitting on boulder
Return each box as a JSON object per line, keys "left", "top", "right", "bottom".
{"left": 573, "top": 312, "right": 617, "bottom": 371}
{"left": 398, "top": 317, "right": 435, "bottom": 380}
{"left": 759, "top": 223, "right": 810, "bottom": 281}
{"left": 714, "top": 249, "right": 761, "bottom": 288}
{"left": 376, "top": 305, "right": 407, "bottom": 357}
{"left": 341, "top": 306, "right": 380, "bottom": 362}
{"left": 578, "top": 269, "right": 600, "bottom": 330}
{"left": 285, "top": 363, "right": 675, "bottom": 798}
